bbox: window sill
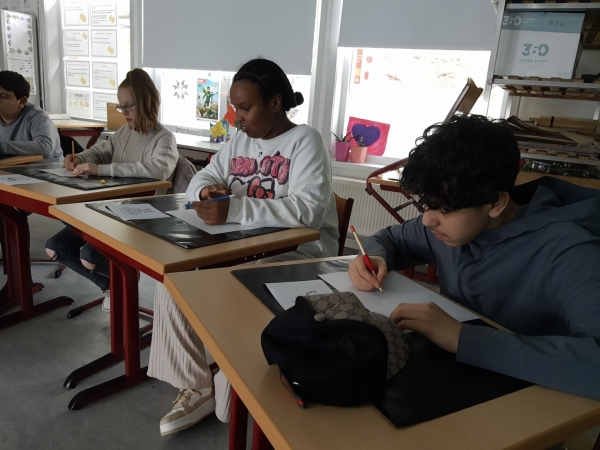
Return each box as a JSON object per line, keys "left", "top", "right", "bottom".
{"left": 331, "top": 160, "right": 385, "bottom": 180}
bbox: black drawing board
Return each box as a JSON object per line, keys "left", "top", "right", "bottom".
{"left": 86, "top": 195, "right": 287, "bottom": 249}
{"left": 2, "top": 164, "right": 158, "bottom": 191}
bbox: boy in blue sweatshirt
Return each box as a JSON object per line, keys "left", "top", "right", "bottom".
{"left": 350, "top": 115, "right": 600, "bottom": 399}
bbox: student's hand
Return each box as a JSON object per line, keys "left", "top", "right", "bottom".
{"left": 199, "top": 184, "right": 230, "bottom": 200}
{"left": 390, "top": 303, "right": 462, "bottom": 354}
{"left": 192, "top": 198, "right": 230, "bottom": 225}
{"left": 64, "top": 155, "right": 81, "bottom": 170}
{"left": 71, "top": 163, "right": 99, "bottom": 176}
{"left": 349, "top": 255, "right": 387, "bottom": 291}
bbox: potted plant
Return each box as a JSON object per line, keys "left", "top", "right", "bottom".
{"left": 349, "top": 134, "right": 369, "bottom": 163}
{"left": 332, "top": 132, "right": 353, "bottom": 162}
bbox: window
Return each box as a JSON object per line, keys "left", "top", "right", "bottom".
{"left": 61, "top": 0, "right": 131, "bottom": 120}
{"left": 335, "top": 47, "right": 502, "bottom": 162}
{"left": 153, "top": 68, "right": 312, "bottom": 135}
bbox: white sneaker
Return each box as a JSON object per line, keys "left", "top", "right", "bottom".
{"left": 160, "top": 389, "right": 215, "bottom": 437}
{"left": 101, "top": 291, "right": 110, "bottom": 313}
{"left": 214, "top": 369, "right": 231, "bottom": 423}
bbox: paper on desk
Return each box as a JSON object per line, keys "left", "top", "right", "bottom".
{"left": 318, "top": 271, "right": 478, "bottom": 322}
{"left": 106, "top": 203, "right": 170, "bottom": 221}
{"left": 166, "top": 209, "right": 260, "bottom": 235}
{"left": 39, "top": 168, "right": 77, "bottom": 177}
{"left": 0, "top": 174, "right": 47, "bottom": 186}
{"left": 265, "top": 280, "right": 334, "bottom": 311}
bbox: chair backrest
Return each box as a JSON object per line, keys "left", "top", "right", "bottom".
{"left": 443, "top": 77, "right": 483, "bottom": 124}
{"left": 334, "top": 193, "right": 354, "bottom": 256}
{"left": 167, "top": 156, "right": 198, "bottom": 194}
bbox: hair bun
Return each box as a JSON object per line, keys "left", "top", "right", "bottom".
{"left": 293, "top": 92, "right": 304, "bottom": 107}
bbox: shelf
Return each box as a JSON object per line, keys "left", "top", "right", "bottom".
{"left": 493, "top": 77, "right": 600, "bottom": 100}
{"left": 506, "top": 2, "right": 600, "bottom": 11}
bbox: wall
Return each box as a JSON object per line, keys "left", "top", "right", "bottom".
{"left": 39, "top": 0, "right": 63, "bottom": 112}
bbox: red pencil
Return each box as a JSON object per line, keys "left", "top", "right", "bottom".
{"left": 350, "top": 225, "right": 383, "bottom": 292}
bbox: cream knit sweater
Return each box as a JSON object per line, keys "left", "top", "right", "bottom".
{"left": 77, "top": 123, "right": 178, "bottom": 183}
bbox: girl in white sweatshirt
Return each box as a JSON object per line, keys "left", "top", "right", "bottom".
{"left": 45, "top": 69, "right": 178, "bottom": 311}
{"left": 150, "top": 58, "right": 339, "bottom": 437}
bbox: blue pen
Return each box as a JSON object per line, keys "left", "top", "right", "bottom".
{"left": 185, "top": 195, "right": 232, "bottom": 209}
{"left": 204, "top": 194, "right": 234, "bottom": 203}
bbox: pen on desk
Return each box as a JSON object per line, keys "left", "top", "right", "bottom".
{"left": 350, "top": 225, "right": 383, "bottom": 292}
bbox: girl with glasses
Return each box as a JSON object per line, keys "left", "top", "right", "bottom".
{"left": 45, "top": 68, "right": 179, "bottom": 312}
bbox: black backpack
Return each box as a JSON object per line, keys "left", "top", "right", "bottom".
{"left": 261, "top": 296, "right": 388, "bottom": 407}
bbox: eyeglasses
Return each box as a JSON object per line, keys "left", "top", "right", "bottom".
{"left": 116, "top": 103, "right": 136, "bottom": 113}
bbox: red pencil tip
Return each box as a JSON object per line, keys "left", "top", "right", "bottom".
{"left": 350, "top": 225, "right": 356, "bottom": 233}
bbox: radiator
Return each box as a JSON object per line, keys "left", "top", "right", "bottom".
{"left": 332, "top": 176, "right": 421, "bottom": 239}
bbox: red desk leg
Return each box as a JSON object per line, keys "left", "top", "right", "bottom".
{"left": 0, "top": 205, "right": 73, "bottom": 329}
{"left": 230, "top": 388, "right": 249, "bottom": 450}
{"left": 63, "top": 260, "right": 125, "bottom": 390}
{"left": 252, "top": 421, "right": 274, "bottom": 450}
{"left": 66, "top": 255, "right": 149, "bottom": 410}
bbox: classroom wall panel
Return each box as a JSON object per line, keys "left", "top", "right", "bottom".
{"left": 339, "top": 0, "right": 496, "bottom": 51}
{"left": 142, "top": 0, "right": 317, "bottom": 75}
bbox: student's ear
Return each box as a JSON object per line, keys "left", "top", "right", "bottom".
{"left": 271, "top": 94, "right": 282, "bottom": 113}
{"left": 488, "top": 191, "right": 510, "bottom": 218}
{"left": 17, "top": 97, "right": 27, "bottom": 109}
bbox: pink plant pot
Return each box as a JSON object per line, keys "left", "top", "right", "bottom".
{"left": 335, "top": 141, "right": 352, "bottom": 162}
{"left": 349, "top": 146, "right": 368, "bottom": 163}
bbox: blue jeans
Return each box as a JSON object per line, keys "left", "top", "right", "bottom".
{"left": 45, "top": 227, "right": 110, "bottom": 292}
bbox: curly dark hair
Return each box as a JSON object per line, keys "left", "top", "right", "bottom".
{"left": 233, "top": 58, "right": 304, "bottom": 112}
{"left": 401, "top": 115, "right": 520, "bottom": 211}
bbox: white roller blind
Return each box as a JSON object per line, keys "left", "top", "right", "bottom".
{"left": 339, "top": 0, "right": 496, "bottom": 50}
{"left": 142, "top": 0, "right": 317, "bottom": 74}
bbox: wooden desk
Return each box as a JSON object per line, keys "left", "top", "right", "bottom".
{"left": 367, "top": 171, "right": 600, "bottom": 191}
{"left": 515, "top": 171, "right": 600, "bottom": 190}
{"left": 52, "top": 119, "right": 106, "bottom": 149}
{"left": 0, "top": 170, "right": 170, "bottom": 330}
{"left": 48, "top": 199, "right": 320, "bottom": 410}
{"left": 164, "top": 258, "right": 600, "bottom": 450}
{"left": 0, "top": 155, "right": 43, "bottom": 167}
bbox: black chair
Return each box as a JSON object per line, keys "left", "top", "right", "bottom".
{"left": 59, "top": 135, "right": 85, "bottom": 157}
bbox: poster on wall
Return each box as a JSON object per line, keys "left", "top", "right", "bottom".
{"left": 346, "top": 117, "right": 390, "bottom": 156}
{"left": 64, "top": 30, "right": 89, "bottom": 56}
{"left": 91, "top": 29, "right": 117, "bottom": 57}
{"left": 196, "top": 78, "right": 219, "bottom": 121}
{"left": 66, "top": 61, "right": 90, "bottom": 87}
{"left": 93, "top": 92, "right": 117, "bottom": 120}
{"left": 67, "top": 90, "right": 92, "bottom": 119}
{"left": 2, "top": 11, "right": 37, "bottom": 95}
{"left": 90, "top": 1, "right": 116, "bottom": 27}
{"left": 92, "top": 62, "right": 118, "bottom": 89}
{"left": 64, "top": 0, "right": 89, "bottom": 26}
{"left": 7, "top": 56, "right": 36, "bottom": 94}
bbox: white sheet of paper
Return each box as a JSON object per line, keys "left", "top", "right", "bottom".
{"left": 0, "top": 174, "right": 47, "bottom": 186}
{"left": 166, "top": 209, "right": 261, "bottom": 235}
{"left": 107, "top": 203, "right": 170, "bottom": 221}
{"left": 39, "top": 168, "right": 77, "bottom": 177}
{"left": 318, "top": 271, "right": 478, "bottom": 323}
{"left": 265, "top": 280, "right": 334, "bottom": 311}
